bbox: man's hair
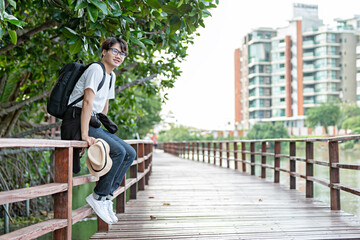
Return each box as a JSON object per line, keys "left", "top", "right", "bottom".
{"left": 101, "top": 37, "right": 128, "bottom": 57}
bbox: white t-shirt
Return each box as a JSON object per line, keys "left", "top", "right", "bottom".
{"left": 68, "top": 63, "right": 115, "bottom": 113}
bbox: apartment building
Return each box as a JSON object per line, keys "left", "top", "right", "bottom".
{"left": 235, "top": 3, "right": 360, "bottom": 132}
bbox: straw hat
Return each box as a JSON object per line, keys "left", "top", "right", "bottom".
{"left": 86, "top": 139, "right": 112, "bottom": 177}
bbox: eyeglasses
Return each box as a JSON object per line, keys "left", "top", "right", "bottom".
{"left": 110, "top": 48, "right": 126, "bottom": 58}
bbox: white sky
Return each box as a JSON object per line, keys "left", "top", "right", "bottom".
{"left": 160, "top": 0, "right": 360, "bottom": 130}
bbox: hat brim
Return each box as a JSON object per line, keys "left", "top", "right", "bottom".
{"left": 86, "top": 138, "right": 112, "bottom": 178}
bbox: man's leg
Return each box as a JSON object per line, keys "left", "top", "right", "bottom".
{"left": 103, "top": 133, "right": 137, "bottom": 195}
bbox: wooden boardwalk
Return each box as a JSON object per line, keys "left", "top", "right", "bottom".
{"left": 91, "top": 151, "right": 360, "bottom": 239}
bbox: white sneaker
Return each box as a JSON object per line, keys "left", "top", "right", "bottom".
{"left": 106, "top": 200, "right": 118, "bottom": 223}
{"left": 86, "top": 194, "right": 113, "bottom": 225}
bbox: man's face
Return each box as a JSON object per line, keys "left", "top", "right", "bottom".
{"left": 102, "top": 42, "right": 125, "bottom": 68}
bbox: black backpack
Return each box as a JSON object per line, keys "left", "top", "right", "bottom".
{"left": 47, "top": 61, "right": 112, "bottom": 119}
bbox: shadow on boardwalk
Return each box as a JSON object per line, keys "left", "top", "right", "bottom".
{"left": 91, "top": 151, "right": 360, "bottom": 239}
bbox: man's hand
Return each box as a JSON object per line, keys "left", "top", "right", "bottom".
{"left": 83, "top": 136, "right": 96, "bottom": 146}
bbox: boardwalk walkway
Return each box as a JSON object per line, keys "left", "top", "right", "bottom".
{"left": 91, "top": 151, "right": 360, "bottom": 239}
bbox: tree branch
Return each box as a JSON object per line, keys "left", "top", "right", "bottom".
{"left": 0, "top": 74, "right": 6, "bottom": 97}
{"left": 0, "top": 20, "right": 60, "bottom": 55}
{"left": 115, "top": 62, "right": 138, "bottom": 75}
{"left": 10, "top": 122, "right": 61, "bottom": 138}
{"left": 0, "top": 89, "right": 51, "bottom": 117}
{"left": 0, "top": 147, "right": 54, "bottom": 157}
{"left": 116, "top": 74, "right": 157, "bottom": 93}
{"left": 145, "top": 23, "right": 168, "bottom": 35}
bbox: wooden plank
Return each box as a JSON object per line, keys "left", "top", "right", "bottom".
{"left": 0, "top": 183, "right": 67, "bottom": 205}
{"left": 73, "top": 174, "right": 98, "bottom": 186}
{"left": 0, "top": 219, "right": 67, "bottom": 240}
{"left": 72, "top": 205, "right": 93, "bottom": 224}
{"left": 0, "top": 138, "right": 86, "bottom": 148}
{"left": 90, "top": 151, "right": 360, "bottom": 239}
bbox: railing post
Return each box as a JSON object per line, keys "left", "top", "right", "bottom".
{"left": 261, "top": 142, "right": 266, "bottom": 178}
{"left": 213, "top": 142, "right": 217, "bottom": 165}
{"left": 290, "top": 141, "right": 296, "bottom": 189}
{"left": 181, "top": 142, "right": 184, "bottom": 158}
{"left": 226, "top": 142, "right": 230, "bottom": 168}
{"left": 219, "top": 142, "right": 223, "bottom": 167}
{"left": 53, "top": 147, "right": 73, "bottom": 240}
{"left": 145, "top": 143, "right": 151, "bottom": 185}
{"left": 192, "top": 142, "right": 195, "bottom": 160}
{"left": 196, "top": 142, "right": 200, "bottom": 161}
{"left": 306, "top": 142, "right": 314, "bottom": 198}
{"left": 207, "top": 142, "right": 211, "bottom": 164}
{"left": 130, "top": 144, "right": 138, "bottom": 200}
{"left": 138, "top": 143, "right": 145, "bottom": 191}
{"left": 250, "top": 142, "right": 255, "bottom": 175}
{"left": 234, "top": 142, "right": 238, "bottom": 170}
{"left": 241, "top": 142, "right": 246, "bottom": 172}
{"left": 202, "top": 142, "right": 205, "bottom": 162}
{"left": 116, "top": 177, "right": 126, "bottom": 214}
{"left": 274, "top": 141, "right": 281, "bottom": 183}
{"left": 329, "top": 141, "right": 340, "bottom": 210}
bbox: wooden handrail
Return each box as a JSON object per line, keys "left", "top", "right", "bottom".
{"left": 160, "top": 134, "right": 360, "bottom": 213}
{"left": 0, "top": 138, "right": 153, "bottom": 240}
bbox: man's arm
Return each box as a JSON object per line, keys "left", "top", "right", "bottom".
{"left": 81, "top": 88, "right": 96, "bottom": 146}
{"left": 102, "top": 100, "right": 109, "bottom": 115}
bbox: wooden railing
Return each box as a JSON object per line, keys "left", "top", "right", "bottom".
{"left": 160, "top": 135, "right": 360, "bottom": 211}
{"left": 0, "top": 138, "right": 153, "bottom": 240}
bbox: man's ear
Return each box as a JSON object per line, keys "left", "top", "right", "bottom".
{"left": 102, "top": 49, "right": 107, "bottom": 57}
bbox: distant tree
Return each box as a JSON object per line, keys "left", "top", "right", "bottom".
{"left": 158, "top": 125, "right": 199, "bottom": 142}
{"left": 305, "top": 102, "right": 341, "bottom": 134}
{"left": 246, "top": 122, "right": 288, "bottom": 140}
{"left": 342, "top": 116, "right": 360, "bottom": 133}
{"left": 338, "top": 102, "right": 360, "bottom": 130}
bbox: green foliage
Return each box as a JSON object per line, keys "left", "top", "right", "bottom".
{"left": 110, "top": 88, "right": 162, "bottom": 139}
{"left": 343, "top": 140, "right": 355, "bottom": 150}
{"left": 305, "top": 102, "right": 341, "bottom": 134}
{"left": 0, "top": 0, "right": 218, "bottom": 137}
{"left": 339, "top": 102, "right": 360, "bottom": 131}
{"left": 246, "top": 122, "right": 289, "bottom": 140}
{"left": 342, "top": 116, "right": 360, "bottom": 132}
{"left": 158, "top": 125, "right": 198, "bottom": 142}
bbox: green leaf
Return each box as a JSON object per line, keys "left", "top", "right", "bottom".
{"left": 170, "top": 21, "right": 181, "bottom": 33}
{"left": 9, "top": 30, "right": 17, "bottom": 44}
{"left": 108, "top": 0, "right": 121, "bottom": 11}
{"left": 87, "top": 4, "right": 98, "bottom": 22}
{"left": 177, "top": 0, "right": 184, "bottom": 7}
{"left": 0, "top": 0, "right": 4, "bottom": 14}
{"left": 179, "top": 4, "right": 192, "bottom": 14}
{"left": 162, "top": 4, "right": 179, "bottom": 15}
{"left": 202, "top": 9, "right": 212, "bottom": 17}
{"left": 146, "top": 0, "right": 162, "bottom": 9}
{"left": 75, "top": 0, "right": 87, "bottom": 10}
{"left": 4, "top": 12, "right": 26, "bottom": 27}
{"left": 88, "top": 0, "right": 108, "bottom": 14}
{"left": 8, "top": 0, "right": 16, "bottom": 8}
{"left": 0, "top": 25, "right": 4, "bottom": 38}
{"left": 130, "top": 35, "right": 145, "bottom": 48}
{"left": 69, "top": 38, "right": 82, "bottom": 54}
{"left": 141, "top": 39, "right": 155, "bottom": 45}
{"left": 62, "top": 27, "right": 78, "bottom": 38}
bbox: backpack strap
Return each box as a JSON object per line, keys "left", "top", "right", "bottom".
{"left": 68, "top": 62, "right": 112, "bottom": 108}
{"left": 96, "top": 62, "right": 113, "bottom": 91}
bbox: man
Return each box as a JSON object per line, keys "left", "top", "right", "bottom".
{"left": 65, "top": 37, "right": 136, "bottom": 224}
